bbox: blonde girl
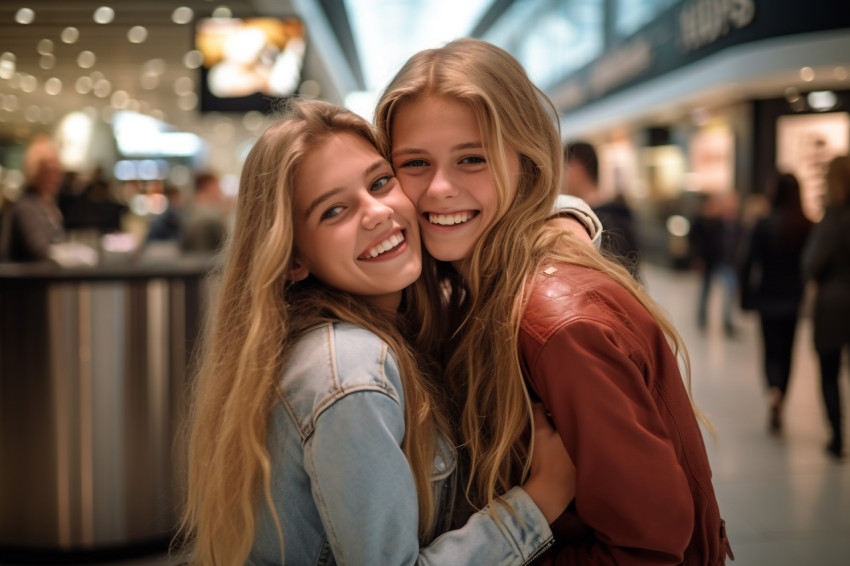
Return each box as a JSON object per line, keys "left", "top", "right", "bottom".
{"left": 177, "top": 99, "right": 576, "bottom": 565}
{"left": 376, "top": 38, "right": 732, "bottom": 564}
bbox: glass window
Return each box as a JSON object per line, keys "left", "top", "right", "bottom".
{"left": 483, "top": 0, "right": 604, "bottom": 89}
{"left": 615, "top": 0, "right": 680, "bottom": 38}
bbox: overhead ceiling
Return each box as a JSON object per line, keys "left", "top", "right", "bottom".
{"left": 0, "top": 0, "right": 500, "bottom": 149}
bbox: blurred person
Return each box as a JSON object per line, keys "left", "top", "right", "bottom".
{"left": 0, "top": 134, "right": 66, "bottom": 262}
{"left": 145, "top": 185, "right": 184, "bottom": 244}
{"left": 802, "top": 155, "right": 850, "bottom": 460}
{"left": 181, "top": 172, "right": 227, "bottom": 253}
{"left": 739, "top": 173, "right": 812, "bottom": 434}
{"left": 690, "top": 191, "right": 743, "bottom": 336}
{"left": 562, "top": 141, "right": 641, "bottom": 279}
{"left": 81, "top": 166, "right": 126, "bottom": 234}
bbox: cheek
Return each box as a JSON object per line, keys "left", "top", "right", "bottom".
{"left": 399, "top": 177, "right": 425, "bottom": 206}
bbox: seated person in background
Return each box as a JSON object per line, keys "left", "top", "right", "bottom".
{"left": 145, "top": 185, "right": 184, "bottom": 244}
{"left": 0, "top": 134, "right": 66, "bottom": 262}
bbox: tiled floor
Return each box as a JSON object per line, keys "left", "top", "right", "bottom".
{"left": 644, "top": 263, "right": 850, "bottom": 565}
{"left": 4, "top": 264, "right": 849, "bottom": 565}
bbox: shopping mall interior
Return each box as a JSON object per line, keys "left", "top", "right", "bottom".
{"left": 1, "top": 0, "right": 849, "bottom": 564}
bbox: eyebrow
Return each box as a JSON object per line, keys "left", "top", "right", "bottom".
{"left": 303, "top": 158, "right": 387, "bottom": 218}
{"left": 392, "top": 141, "right": 483, "bottom": 158}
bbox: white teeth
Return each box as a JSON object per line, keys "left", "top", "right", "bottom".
{"left": 428, "top": 212, "right": 472, "bottom": 226}
{"left": 364, "top": 232, "right": 404, "bottom": 258}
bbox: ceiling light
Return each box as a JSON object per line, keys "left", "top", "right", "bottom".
{"left": 45, "top": 78, "right": 62, "bottom": 95}
{"left": 94, "top": 79, "right": 112, "bottom": 98}
{"left": 94, "top": 7, "right": 115, "bottom": 24}
{"left": 183, "top": 50, "right": 203, "bottom": 69}
{"left": 76, "top": 76, "right": 93, "bottom": 94}
{"left": 834, "top": 66, "right": 848, "bottom": 81}
{"left": 212, "top": 6, "right": 232, "bottom": 18}
{"left": 39, "top": 54, "right": 55, "bottom": 70}
{"left": 15, "top": 8, "right": 35, "bottom": 25}
{"left": 128, "top": 26, "right": 148, "bottom": 43}
{"left": 799, "top": 66, "right": 815, "bottom": 82}
{"left": 78, "top": 51, "right": 96, "bottom": 68}
{"left": 37, "top": 39, "right": 53, "bottom": 54}
{"left": 61, "top": 27, "right": 80, "bottom": 44}
{"left": 172, "top": 7, "right": 194, "bottom": 25}
{"left": 20, "top": 75, "right": 37, "bottom": 93}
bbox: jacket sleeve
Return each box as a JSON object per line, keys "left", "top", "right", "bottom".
{"left": 526, "top": 317, "right": 694, "bottom": 565}
{"left": 552, "top": 195, "right": 603, "bottom": 249}
{"left": 306, "top": 386, "right": 553, "bottom": 565}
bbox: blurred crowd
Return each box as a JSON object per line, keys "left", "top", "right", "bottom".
{"left": 0, "top": 134, "right": 231, "bottom": 266}
{"left": 560, "top": 139, "right": 850, "bottom": 461}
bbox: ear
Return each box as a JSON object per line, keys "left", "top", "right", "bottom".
{"left": 289, "top": 258, "right": 309, "bottom": 282}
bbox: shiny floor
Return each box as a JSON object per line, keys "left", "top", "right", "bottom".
{"left": 4, "top": 264, "right": 849, "bottom": 565}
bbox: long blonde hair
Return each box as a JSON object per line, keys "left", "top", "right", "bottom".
{"left": 376, "top": 38, "right": 703, "bottom": 514}
{"left": 177, "top": 99, "right": 445, "bottom": 564}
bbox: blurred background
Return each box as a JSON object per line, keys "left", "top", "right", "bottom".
{"left": 0, "top": 1, "right": 848, "bottom": 564}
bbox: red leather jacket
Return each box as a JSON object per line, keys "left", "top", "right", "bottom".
{"left": 519, "top": 262, "right": 732, "bottom": 565}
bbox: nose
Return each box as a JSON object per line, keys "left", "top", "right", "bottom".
{"left": 361, "top": 194, "right": 394, "bottom": 230}
{"left": 426, "top": 167, "right": 458, "bottom": 199}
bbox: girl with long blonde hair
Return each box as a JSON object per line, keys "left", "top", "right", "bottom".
{"left": 177, "top": 99, "right": 577, "bottom": 565}
{"left": 376, "top": 38, "right": 733, "bottom": 564}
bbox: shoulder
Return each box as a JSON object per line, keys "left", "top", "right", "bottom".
{"left": 279, "top": 322, "right": 403, "bottom": 430}
{"left": 521, "top": 262, "right": 642, "bottom": 344}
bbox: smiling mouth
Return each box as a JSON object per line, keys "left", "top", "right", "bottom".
{"left": 359, "top": 231, "right": 406, "bottom": 260}
{"left": 426, "top": 211, "right": 479, "bottom": 226}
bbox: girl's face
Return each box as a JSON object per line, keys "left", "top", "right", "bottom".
{"left": 291, "top": 131, "right": 421, "bottom": 312}
{"left": 390, "top": 95, "right": 520, "bottom": 274}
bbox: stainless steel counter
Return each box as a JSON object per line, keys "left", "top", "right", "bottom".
{"left": 0, "top": 256, "right": 217, "bottom": 556}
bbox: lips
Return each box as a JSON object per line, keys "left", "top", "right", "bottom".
{"left": 359, "top": 230, "right": 406, "bottom": 259}
{"left": 426, "top": 211, "right": 479, "bottom": 226}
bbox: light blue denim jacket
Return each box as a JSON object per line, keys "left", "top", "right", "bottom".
{"left": 249, "top": 322, "right": 553, "bottom": 565}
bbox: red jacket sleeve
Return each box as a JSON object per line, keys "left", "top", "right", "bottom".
{"left": 526, "top": 316, "right": 694, "bottom": 565}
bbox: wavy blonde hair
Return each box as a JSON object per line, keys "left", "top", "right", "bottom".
{"left": 176, "top": 99, "right": 446, "bottom": 564}
{"left": 376, "top": 38, "right": 706, "bottom": 514}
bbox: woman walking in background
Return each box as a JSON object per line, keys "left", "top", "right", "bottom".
{"left": 740, "top": 173, "right": 812, "bottom": 434}
{"left": 803, "top": 155, "right": 850, "bottom": 460}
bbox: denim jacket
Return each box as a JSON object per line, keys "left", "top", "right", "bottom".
{"left": 249, "top": 322, "right": 553, "bottom": 565}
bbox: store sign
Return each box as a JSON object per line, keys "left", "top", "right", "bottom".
{"left": 679, "top": 0, "right": 756, "bottom": 52}
{"left": 554, "top": 0, "right": 850, "bottom": 113}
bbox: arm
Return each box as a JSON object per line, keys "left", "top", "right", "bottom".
{"left": 527, "top": 319, "right": 693, "bottom": 565}
{"left": 738, "top": 220, "right": 765, "bottom": 311}
{"left": 307, "top": 388, "right": 553, "bottom": 565}
{"left": 12, "top": 201, "right": 53, "bottom": 260}
{"left": 550, "top": 195, "right": 602, "bottom": 249}
{"left": 802, "top": 211, "right": 839, "bottom": 282}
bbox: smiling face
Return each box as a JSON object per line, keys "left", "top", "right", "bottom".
{"left": 390, "top": 96, "right": 520, "bottom": 274}
{"left": 291, "top": 131, "right": 421, "bottom": 312}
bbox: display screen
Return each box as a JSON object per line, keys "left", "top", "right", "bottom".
{"left": 195, "top": 17, "right": 306, "bottom": 113}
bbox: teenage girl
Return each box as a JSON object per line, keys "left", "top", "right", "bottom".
{"left": 177, "top": 99, "right": 579, "bottom": 565}
{"left": 376, "top": 38, "right": 733, "bottom": 565}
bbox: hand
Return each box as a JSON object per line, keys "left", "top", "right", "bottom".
{"left": 522, "top": 403, "right": 576, "bottom": 523}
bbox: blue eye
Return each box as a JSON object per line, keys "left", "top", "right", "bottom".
{"left": 460, "top": 156, "right": 486, "bottom": 165}
{"left": 370, "top": 175, "right": 393, "bottom": 192}
{"left": 320, "top": 205, "right": 344, "bottom": 220}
